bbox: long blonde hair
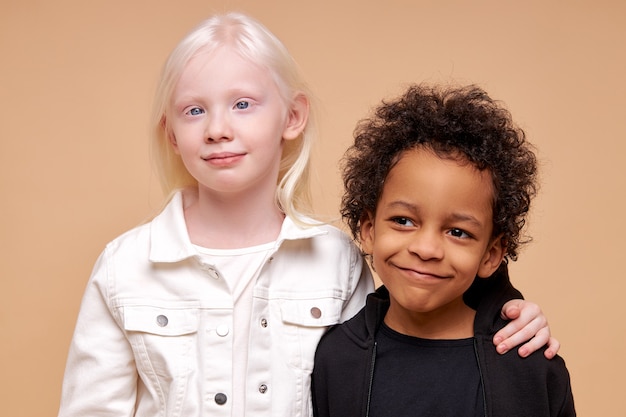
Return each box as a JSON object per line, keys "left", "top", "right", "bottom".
{"left": 150, "top": 13, "right": 316, "bottom": 222}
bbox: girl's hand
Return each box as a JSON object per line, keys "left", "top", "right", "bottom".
{"left": 493, "top": 299, "right": 560, "bottom": 359}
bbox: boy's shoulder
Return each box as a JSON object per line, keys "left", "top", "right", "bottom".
{"left": 315, "top": 305, "right": 368, "bottom": 365}
{"left": 481, "top": 346, "right": 575, "bottom": 415}
{"left": 476, "top": 333, "right": 573, "bottom": 390}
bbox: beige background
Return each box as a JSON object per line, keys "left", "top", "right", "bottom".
{"left": 1, "top": 0, "right": 624, "bottom": 415}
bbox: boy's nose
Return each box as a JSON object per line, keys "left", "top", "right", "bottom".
{"left": 407, "top": 229, "right": 444, "bottom": 261}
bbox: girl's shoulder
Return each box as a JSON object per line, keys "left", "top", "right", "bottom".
{"left": 283, "top": 215, "right": 354, "bottom": 244}
{"left": 101, "top": 221, "right": 153, "bottom": 259}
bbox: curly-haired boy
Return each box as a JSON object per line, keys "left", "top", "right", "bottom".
{"left": 312, "top": 84, "right": 575, "bottom": 417}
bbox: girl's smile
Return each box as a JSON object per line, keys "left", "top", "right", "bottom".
{"left": 202, "top": 151, "right": 247, "bottom": 167}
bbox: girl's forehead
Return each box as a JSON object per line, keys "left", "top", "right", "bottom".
{"left": 191, "top": 45, "right": 264, "bottom": 70}
{"left": 170, "top": 46, "right": 288, "bottom": 106}
{"left": 189, "top": 47, "right": 286, "bottom": 93}
{"left": 181, "top": 47, "right": 277, "bottom": 86}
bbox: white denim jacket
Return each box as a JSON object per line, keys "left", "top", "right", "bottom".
{"left": 58, "top": 192, "right": 373, "bottom": 417}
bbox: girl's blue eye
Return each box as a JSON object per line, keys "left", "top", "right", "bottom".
{"left": 449, "top": 228, "right": 470, "bottom": 239}
{"left": 235, "top": 101, "right": 249, "bottom": 110}
{"left": 188, "top": 107, "right": 204, "bottom": 116}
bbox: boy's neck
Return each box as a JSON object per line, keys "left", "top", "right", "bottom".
{"left": 182, "top": 187, "right": 285, "bottom": 249}
{"left": 383, "top": 298, "right": 476, "bottom": 339}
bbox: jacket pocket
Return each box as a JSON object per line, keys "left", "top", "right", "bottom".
{"left": 123, "top": 304, "right": 199, "bottom": 336}
{"left": 121, "top": 301, "right": 200, "bottom": 381}
{"left": 279, "top": 297, "right": 344, "bottom": 327}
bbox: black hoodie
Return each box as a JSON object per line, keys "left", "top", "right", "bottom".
{"left": 311, "top": 264, "right": 575, "bottom": 417}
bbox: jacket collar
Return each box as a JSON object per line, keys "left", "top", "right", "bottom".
{"left": 148, "top": 191, "right": 327, "bottom": 263}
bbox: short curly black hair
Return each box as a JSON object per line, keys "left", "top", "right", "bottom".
{"left": 341, "top": 83, "right": 538, "bottom": 261}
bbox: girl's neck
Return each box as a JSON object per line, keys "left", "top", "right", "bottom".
{"left": 182, "top": 187, "right": 285, "bottom": 249}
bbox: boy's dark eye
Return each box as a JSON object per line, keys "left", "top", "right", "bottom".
{"left": 449, "top": 228, "right": 470, "bottom": 239}
{"left": 392, "top": 217, "right": 414, "bottom": 227}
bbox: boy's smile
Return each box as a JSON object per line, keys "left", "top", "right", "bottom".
{"left": 360, "top": 147, "right": 504, "bottom": 338}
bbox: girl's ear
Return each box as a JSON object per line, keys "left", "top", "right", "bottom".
{"left": 283, "top": 92, "right": 309, "bottom": 141}
{"left": 359, "top": 211, "right": 376, "bottom": 255}
{"left": 477, "top": 235, "right": 506, "bottom": 278}
{"left": 163, "top": 117, "right": 180, "bottom": 154}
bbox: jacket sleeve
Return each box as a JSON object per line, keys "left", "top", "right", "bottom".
{"left": 338, "top": 241, "right": 375, "bottom": 322}
{"left": 552, "top": 358, "right": 577, "bottom": 416}
{"left": 58, "top": 248, "right": 137, "bottom": 417}
{"left": 480, "top": 345, "right": 577, "bottom": 416}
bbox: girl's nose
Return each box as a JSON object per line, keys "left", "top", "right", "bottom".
{"left": 204, "top": 111, "right": 233, "bottom": 143}
{"left": 407, "top": 229, "right": 444, "bottom": 261}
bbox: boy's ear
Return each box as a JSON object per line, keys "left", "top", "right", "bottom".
{"left": 359, "top": 211, "right": 375, "bottom": 255}
{"left": 283, "top": 92, "right": 309, "bottom": 141}
{"left": 477, "top": 235, "right": 506, "bottom": 278}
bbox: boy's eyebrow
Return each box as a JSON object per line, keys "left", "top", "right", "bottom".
{"left": 386, "top": 200, "right": 485, "bottom": 228}
{"left": 448, "top": 213, "right": 484, "bottom": 228}
{"left": 386, "top": 200, "right": 418, "bottom": 211}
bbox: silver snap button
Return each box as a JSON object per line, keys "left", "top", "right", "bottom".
{"left": 215, "top": 392, "right": 227, "bottom": 405}
{"left": 200, "top": 264, "right": 220, "bottom": 279}
{"left": 310, "top": 307, "right": 322, "bottom": 319}
{"left": 208, "top": 267, "right": 219, "bottom": 280}
{"left": 259, "top": 384, "right": 268, "bottom": 394}
{"left": 156, "top": 315, "right": 168, "bottom": 327}
{"left": 216, "top": 324, "right": 229, "bottom": 337}
{"left": 260, "top": 318, "right": 268, "bottom": 328}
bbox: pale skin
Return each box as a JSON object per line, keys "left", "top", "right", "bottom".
{"left": 497, "top": 299, "right": 557, "bottom": 357}
{"left": 166, "top": 46, "right": 308, "bottom": 249}
{"left": 165, "top": 46, "right": 558, "bottom": 358}
{"left": 361, "top": 147, "right": 558, "bottom": 357}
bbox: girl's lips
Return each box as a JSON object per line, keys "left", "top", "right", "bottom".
{"left": 203, "top": 152, "right": 245, "bottom": 166}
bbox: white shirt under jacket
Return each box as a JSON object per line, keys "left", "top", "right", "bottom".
{"left": 57, "top": 191, "right": 374, "bottom": 417}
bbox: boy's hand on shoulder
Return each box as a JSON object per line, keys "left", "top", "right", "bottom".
{"left": 494, "top": 299, "right": 560, "bottom": 359}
